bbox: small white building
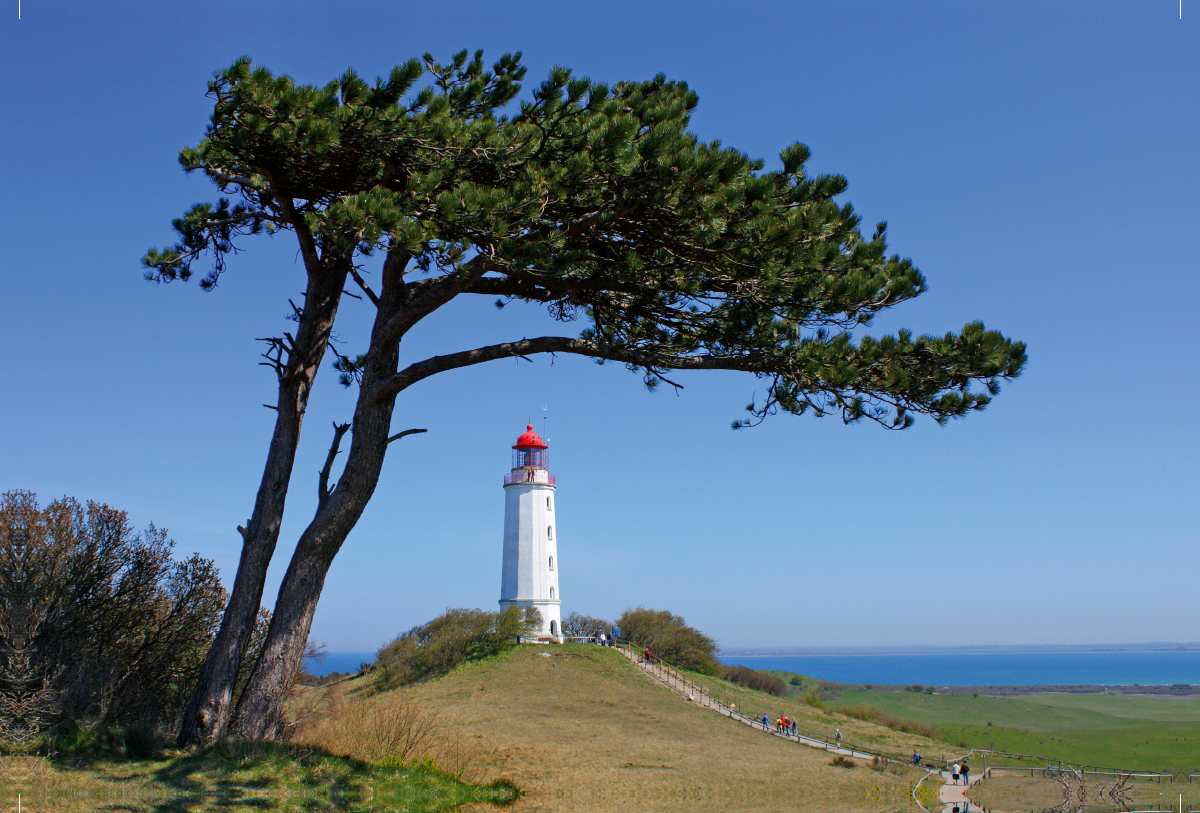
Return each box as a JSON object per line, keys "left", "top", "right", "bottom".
{"left": 498, "top": 424, "right": 562, "bottom": 641}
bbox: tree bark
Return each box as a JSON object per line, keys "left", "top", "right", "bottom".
{"left": 177, "top": 257, "right": 348, "bottom": 747}
{"left": 230, "top": 400, "right": 402, "bottom": 737}
{"left": 231, "top": 311, "right": 403, "bottom": 739}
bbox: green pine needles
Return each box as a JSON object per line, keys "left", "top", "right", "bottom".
{"left": 145, "top": 50, "right": 1025, "bottom": 430}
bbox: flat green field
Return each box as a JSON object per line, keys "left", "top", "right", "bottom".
{"left": 826, "top": 687, "right": 1200, "bottom": 775}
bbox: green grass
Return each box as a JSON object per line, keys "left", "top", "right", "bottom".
{"left": 827, "top": 687, "right": 1200, "bottom": 775}
{"left": 0, "top": 740, "right": 518, "bottom": 812}
{"left": 661, "top": 661, "right": 957, "bottom": 765}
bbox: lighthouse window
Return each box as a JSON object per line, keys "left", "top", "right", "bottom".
{"left": 549, "top": 556, "right": 554, "bottom": 571}
{"left": 546, "top": 496, "right": 552, "bottom": 510}
{"left": 547, "top": 526, "right": 553, "bottom": 539}
{"left": 550, "top": 587, "right": 555, "bottom": 599}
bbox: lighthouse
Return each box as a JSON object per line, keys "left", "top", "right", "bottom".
{"left": 499, "top": 424, "right": 562, "bottom": 641}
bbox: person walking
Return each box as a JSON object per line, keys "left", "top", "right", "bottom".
{"left": 761, "top": 713, "right": 769, "bottom": 731}
{"left": 951, "top": 762, "right": 960, "bottom": 785}
{"left": 960, "top": 761, "right": 970, "bottom": 787}
{"left": 912, "top": 750, "right": 921, "bottom": 766}
{"left": 834, "top": 728, "right": 841, "bottom": 748}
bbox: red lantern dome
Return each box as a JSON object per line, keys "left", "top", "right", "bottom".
{"left": 513, "top": 424, "right": 548, "bottom": 450}
{"left": 506, "top": 424, "right": 553, "bottom": 483}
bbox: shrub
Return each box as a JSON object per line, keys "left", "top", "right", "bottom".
{"left": 0, "top": 490, "right": 229, "bottom": 744}
{"left": 374, "top": 606, "right": 540, "bottom": 690}
{"left": 789, "top": 676, "right": 804, "bottom": 687}
{"left": 562, "top": 612, "right": 610, "bottom": 638}
{"left": 615, "top": 607, "right": 721, "bottom": 675}
{"left": 724, "top": 665, "right": 786, "bottom": 696}
{"left": 802, "top": 689, "right": 825, "bottom": 708}
{"left": 838, "top": 703, "right": 940, "bottom": 740}
{"left": 830, "top": 755, "right": 856, "bottom": 769}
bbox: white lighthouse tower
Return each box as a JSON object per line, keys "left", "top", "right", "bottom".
{"left": 499, "top": 424, "right": 562, "bottom": 641}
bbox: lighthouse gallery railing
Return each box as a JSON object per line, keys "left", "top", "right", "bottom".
{"left": 503, "top": 470, "right": 556, "bottom": 486}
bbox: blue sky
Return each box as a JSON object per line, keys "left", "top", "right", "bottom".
{"left": 1, "top": 1, "right": 1196, "bottom": 651}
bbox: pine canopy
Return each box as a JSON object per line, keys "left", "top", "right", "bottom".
{"left": 145, "top": 51, "right": 1025, "bottom": 429}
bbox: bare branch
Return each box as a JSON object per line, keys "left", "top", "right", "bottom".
{"left": 386, "top": 428, "right": 428, "bottom": 445}
{"left": 347, "top": 266, "right": 381, "bottom": 307}
{"left": 256, "top": 336, "right": 289, "bottom": 380}
{"left": 318, "top": 422, "right": 352, "bottom": 506}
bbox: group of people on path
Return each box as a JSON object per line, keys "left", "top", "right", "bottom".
{"left": 950, "top": 760, "right": 971, "bottom": 786}
{"left": 765, "top": 715, "right": 799, "bottom": 736}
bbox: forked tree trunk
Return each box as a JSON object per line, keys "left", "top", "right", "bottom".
{"left": 228, "top": 251, "right": 509, "bottom": 737}
{"left": 178, "top": 261, "right": 348, "bottom": 748}
{"left": 231, "top": 342, "right": 402, "bottom": 738}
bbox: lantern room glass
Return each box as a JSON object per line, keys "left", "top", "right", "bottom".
{"left": 512, "top": 447, "right": 548, "bottom": 470}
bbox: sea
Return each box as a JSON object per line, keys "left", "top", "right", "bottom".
{"left": 315, "top": 648, "right": 1200, "bottom": 686}
{"left": 314, "top": 651, "right": 376, "bottom": 676}
{"left": 716, "top": 650, "right": 1200, "bottom": 687}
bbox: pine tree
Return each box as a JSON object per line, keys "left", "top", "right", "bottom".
{"left": 144, "top": 52, "right": 1026, "bottom": 744}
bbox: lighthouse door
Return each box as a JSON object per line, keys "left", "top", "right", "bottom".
{"left": 550, "top": 620, "right": 558, "bottom": 637}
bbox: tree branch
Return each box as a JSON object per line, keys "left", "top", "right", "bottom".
{"left": 370, "top": 336, "right": 762, "bottom": 403}
{"left": 317, "top": 422, "right": 352, "bottom": 507}
{"left": 378, "top": 253, "right": 495, "bottom": 346}
{"left": 203, "top": 169, "right": 259, "bottom": 190}
{"left": 386, "top": 428, "right": 427, "bottom": 444}
{"left": 347, "top": 266, "right": 381, "bottom": 307}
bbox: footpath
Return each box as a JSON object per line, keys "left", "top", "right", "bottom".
{"left": 934, "top": 772, "right": 976, "bottom": 812}
{"left": 611, "top": 644, "right": 962, "bottom": 812}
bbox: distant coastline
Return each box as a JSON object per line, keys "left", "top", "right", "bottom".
{"left": 715, "top": 648, "right": 1200, "bottom": 688}
{"left": 718, "top": 642, "right": 1200, "bottom": 657}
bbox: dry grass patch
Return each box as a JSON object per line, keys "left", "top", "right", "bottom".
{"left": 376, "top": 643, "right": 927, "bottom": 813}
{"left": 969, "top": 772, "right": 1200, "bottom": 811}
{"left": 291, "top": 682, "right": 479, "bottom": 778}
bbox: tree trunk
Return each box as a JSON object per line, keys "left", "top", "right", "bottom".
{"left": 228, "top": 250, "right": 427, "bottom": 739}
{"left": 178, "top": 261, "right": 348, "bottom": 748}
{"left": 231, "top": 348, "right": 401, "bottom": 738}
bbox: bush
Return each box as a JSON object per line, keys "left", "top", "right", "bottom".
{"left": 615, "top": 607, "right": 721, "bottom": 675}
{"left": 562, "top": 612, "right": 610, "bottom": 638}
{"left": 838, "top": 703, "right": 940, "bottom": 740}
{"left": 374, "top": 606, "right": 540, "bottom": 690}
{"left": 870, "top": 756, "right": 901, "bottom": 775}
{"left": 830, "top": 755, "right": 856, "bottom": 769}
{"left": 802, "top": 689, "right": 825, "bottom": 708}
{"left": 724, "top": 665, "right": 786, "bottom": 696}
{"left": 0, "top": 490, "right": 229, "bottom": 744}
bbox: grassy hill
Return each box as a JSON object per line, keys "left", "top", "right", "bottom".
{"left": 330, "top": 643, "right": 943, "bottom": 813}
